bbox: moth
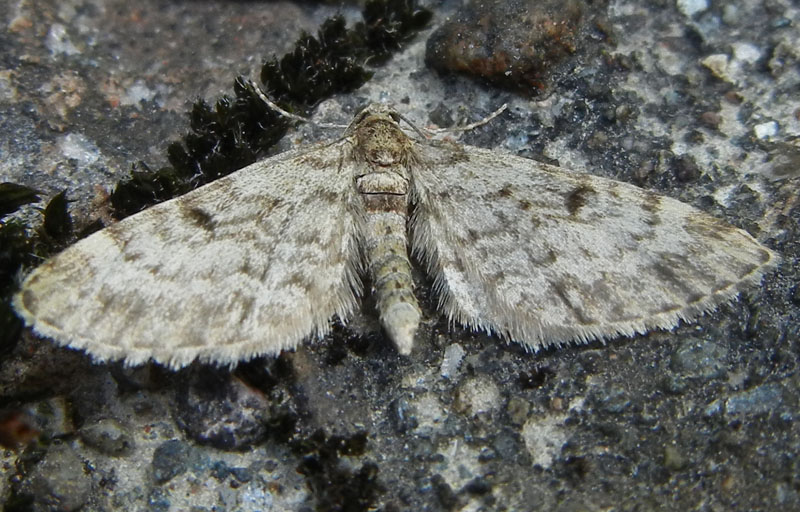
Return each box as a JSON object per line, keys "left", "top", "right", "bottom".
{"left": 13, "top": 104, "right": 776, "bottom": 368}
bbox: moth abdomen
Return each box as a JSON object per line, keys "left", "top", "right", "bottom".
{"left": 361, "top": 204, "right": 420, "bottom": 355}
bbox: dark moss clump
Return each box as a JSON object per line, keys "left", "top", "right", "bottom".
{"left": 0, "top": 183, "right": 40, "bottom": 218}
{"left": 292, "top": 429, "right": 382, "bottom": 512}
{"left": 42, "top": 191, "right": 72, "bottom": 242}
{"left": 0, "top": 184, "right": 75, "bottom": 355}
{"left": 358, "top": 0, "right": 433, "bottom": 63}
{"left": 110, "top": 0, "right": 431, "bottom": 219}
{"left": 0, "top": 216, "right": 30, "bottom": 354}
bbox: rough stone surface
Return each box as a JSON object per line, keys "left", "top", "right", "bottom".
{"left": 151, "top": 439, "right": 195, "bottom": 484}
{"left": 426, "top": 0, "right": 607, "bottom": 94}
{"left": 79, "top": 418, "right": 135, "bottom": 456}
{"left": 1, "top": 0, "right": 798, "bottom": 510}
{"left": 18, "top": 442, "right": 92, "bottom": 512}
{"left": 173, "top": 367, "right": 274, "bottom": 450}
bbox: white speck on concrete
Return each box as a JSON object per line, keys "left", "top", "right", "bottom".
{"left": 458, "top": 377, "right": 500, "bottom": 417}
{"left": 412, "top": 393, "right": 445, "bottom": 435}
{"left": 440, "top": 343, "right": 465, "bottom": 379}
{"left": 435, "top": 439, "right": 483, "bottom": 495}
{"left": 754, "top": 121, "right": 779, "bottom": 139}
{"left": 45, "top": 24, "right": 80, "bottom": 56}
{"left": 711, "top": 184, "right": 737, "bottom": 207}
{"left": 121, "top": 80, "right": 158, "bottom": 107}
{"left": 58, "top": 133, "right": 100, "bottom": 166}
{"left": 676, "top": 0, "right": 708, "bottom": 18}
{"left": 239, "top": 480, "right": 274, "bottom": 508}
{"left": 521, "top": 414, "right": 568, "bottom": 468}
{"left": 732, "top": 42, "right": 762, "bottom": 64}
{"left": 0, "top": 71, "right": 17, "bottom": 102}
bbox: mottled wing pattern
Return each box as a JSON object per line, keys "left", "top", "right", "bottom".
{"left": 14, "top": 143, "right": 362, "bottom": 368}
{"left": 411, "top": 143, "right": 775, "bottom": 350}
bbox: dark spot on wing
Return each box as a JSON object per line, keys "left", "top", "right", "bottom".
{"left": 644, "top": 215, "right": 661, "bottom": 227}
{"left": 498, "top": 184, "right": 514, "bottom": 197}
{"left": 424, "top": 141, "right": 470, "bottom": 165}
{"left": 97, "top": 287, "right": 116, "bottom": 314}
{"left": 285, "top": 271, "right": 313, "bottom": 291}
{"left": 550, "top": 279, "right": 594, "bottom": 325}
{"left": 488, "top": 270, "right": 506, "bottom": 284}
{"left": 640, "top": 192, "right": 662, "bottom": 213}
{"left": 737, "top": 263, "right": 758, "bottom": 278}
{"left": 641, "top": 192, "right": 663, "bottom": 226}
{"left": 104, "top": 224, "right": 132, "bottom": 250}
{"left": 227, "top": 294, "right": 256, "bottom": 323}
{"left": 646, "top": 302, "right": 683, "bottom": 316}
{"left": 631, "top": 231, "right": 655, "bottom": 242}
{"left": 184, "top": 206, "right": 216, "bottom": 232}
{"left": 565, "top": 184, "right": 596, "bottom": 216}
{"left": 297, "top": 153, "right": 334, "bottom": 169}
{"left": 710, "top": 280, "right": 733, "bottom": 293}
{"left": 492, "top": 209, "right": 509, "bottom": 225}
{"left": 296, "top": 228, "right": 323, "bottom": 246}
{"left": 527, "top": 246, "right": 558, "bottom": 266}
{"left": 21, "top": 290, "right": 38, "bottom": 314}
{"left": 649, "top": 260, "right": 684, "bottom": 288}
{"left": 649, "top": 252, "right": 709, "bottom": 300}
{"left": 239, "top": 259, "right": 259, "bottom": 279}
{"left": 518, "top": 199, "right": 532, "bottom": 210}
{"left": 684, "top": 214, "right": 736, "bottom": 242}
{"left": 685, "top": 292, "right": 705, "bottom": 304}
{"left": 319, "top": 190, "right": 340, "bottom": 204}
{"left": 257, "top": 197, "right": 282, "bottom": 221}
{"left": 122, "top": 251, "right": 142, "bottom": 262}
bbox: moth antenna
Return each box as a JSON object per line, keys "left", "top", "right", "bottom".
{"left": 391, "top": 111, "right": 432, "bottom": 139}
{"left": 252, "top": 84, "right": 348, "bottom": 129}
{"left": 425, "top": 104, "right": 508, "bottom": 135}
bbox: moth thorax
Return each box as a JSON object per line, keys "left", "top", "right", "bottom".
{"left": 356, "top": 120, "right": 411, "bottom": 167}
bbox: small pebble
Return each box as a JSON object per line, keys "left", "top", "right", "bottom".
{"left": 79, "top": 418, "right": 135, "bottom": 456}
{"left": 754, "top": 121, "right": 779, "bottom": 139}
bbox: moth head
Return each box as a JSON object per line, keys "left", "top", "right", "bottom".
{"left": 349, "top": 104, "right": 414, "bottom": 167}
{"left": 349, "top": 103, "right": 403, "bottom": 126}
